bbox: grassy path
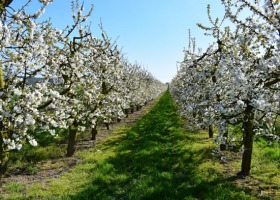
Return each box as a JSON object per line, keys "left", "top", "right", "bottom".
{"left": 1, "top": 91, "right": 269, "bottom": 199}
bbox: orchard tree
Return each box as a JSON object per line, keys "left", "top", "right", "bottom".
{"left": 0, "top": 0, "right": 61, "bottom": 182}
{"left": 219, "top": 0, "right": 280, "bottom": 176}
{"left": 84, "top": 33, "right": 125, "bottom": 141}
{"left": 0, "top": 0, "right": 97, "bottom": 179}
{"left": 171, "top": 0, "right": 280, "bottom": 176}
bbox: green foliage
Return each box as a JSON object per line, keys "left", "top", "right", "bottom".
{"left": 7, "top": 128, "right": 67, "bottom": 175}
{"left": 31, "top": 128, "right": 69, "bottom": 147}
{"left": 3, "top": 182, "right": 25, "bottom": 193}
{"left": 8, "top": 145, "right": 65, "bottom": 176}
{"left": 255, "top": 137, "right": 280, "bottom": 161}
{"left": 24, "top": 165, "right": 39, "bottom": 175}
{"left": 263, "top": 148, "right": 280, "bottom": 160}
{"left": 252, "top": 137, "right": 280, "bottom": 188}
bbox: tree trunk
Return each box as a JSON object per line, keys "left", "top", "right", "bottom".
{"left": 124, "top": 109, "right": 129, "bottom": 118}
{"left": 0, "top": 130, "right": 9, "bottom": 185}
{"left": 91, "top": 126, "right": 98, "bottom": 141}
{"left": 131, "top": 107, "right": 134, "bottom": 114}
{"left": 105, "top": 123, "right": 109, "bottom": 130}
{"left": 0, "top": 65, "right": 8, "bottom": 184}
{"left": 0, "top": 152, "right": 8, "bottom": 186}
{"left": 208, "top": 125, "right": 213, "bottom": 138}
{"left": 0, "top": 65, "right": 5, "bottom": 89}
{"left": 239, "top": 105, "right": 254, "bottom": 176}
{"left": 193, "top": 112, "right": 196, "bottom": 118}
{"left": 220, "top": 128, "right": 228, "bottom": 151}
{"left": 117, "top": 118, "right": 121, "bottom": 123}
{"left": 66, "top": 120, "right": 78, "bottom": 157}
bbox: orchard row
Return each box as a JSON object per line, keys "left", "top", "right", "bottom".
{"left": 171, "top": 0, "right": 280, "bottom": 176}
{"left": 0, "top": 0, "right": 166, "bottom": 181}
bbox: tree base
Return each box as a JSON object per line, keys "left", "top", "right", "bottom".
{"left": 220, "top": 144, "right": 227, "bottom": 151}
{"left": 236, "top": 171, "right": 249, "bottom": 178}
{"left": 105, "top": 123, "right": 110, "bottom": 130}
{"left": 91, "top": 128, "right": 97, "bottom": 141}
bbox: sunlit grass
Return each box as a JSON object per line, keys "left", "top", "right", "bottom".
{"left": 252, "top": 138, "right": 280, "bottom": 186}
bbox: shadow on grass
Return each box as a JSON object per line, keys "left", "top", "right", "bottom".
{"left": 68, "top": 91, "right": 259, "bottom": 200}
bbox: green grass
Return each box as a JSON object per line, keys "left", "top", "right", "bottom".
{"left": 3, "top": 182, "right": 25, "bottom": 193}
{"left": 251, "top": 137, "right": 280, "bottom": 187}
{"left": 7, "top": 126, "right": 91, "bottom": 175}
{"left": 1, "top": 90, "right": 277, "bottom": 199}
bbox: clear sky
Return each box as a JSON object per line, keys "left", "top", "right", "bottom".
{"left": 11, "top": 0, "right": 226, "bottom": 83}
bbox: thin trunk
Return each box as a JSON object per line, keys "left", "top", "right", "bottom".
{"left": 125, "top": 109, "right": 129, "bottom": 118}
{"left": 193, "top": 113, "right": 196, "bottom": 118}
{"left": 131, "top": 107, "right": 134, "bottom": 114}
{"left": 208, "top": 125, "right": 213, "bottom": 138}
{"left": 220, "top": 128, "right": 228, "bottom": 151}
{"left": 66, "top": 120, "right": 78, "bottom": 157}
{"left": 0, "top": 129, "right": 9, "bottom": 185}
{"left": 117, "top": 118, "right": 121, "bottom": 123}
{"left": 239, "top": 105, "right": 254, "bottom": 176}
{"left": 91, "top": 126, "right": 98, "bottom": 141}
{"left": 0, "top": 65, "right": 7, "bottom": 184}
{"left": 0, "top": 65, "right": 5, "bottom": 89}
{"left": 105, "top": 123, "right": 109, "bottom": 130}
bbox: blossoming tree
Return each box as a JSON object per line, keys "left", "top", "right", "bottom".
{"left": 0, "top": 0, "right": 166, "bottom": 182}
{"left": 171, "top": 0, "right": 280, "bottom": 176}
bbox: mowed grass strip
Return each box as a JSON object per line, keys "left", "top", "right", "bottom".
{"left": 2, "top": 91, "right": 260, "bottom": 200}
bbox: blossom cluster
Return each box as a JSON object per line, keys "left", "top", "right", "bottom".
{"left": 171, "top": 0, "right": 280, "bottom": 145}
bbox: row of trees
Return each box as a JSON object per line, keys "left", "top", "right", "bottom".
{"left": 171, "top": 0, "right": 279, "bottom": 176}
{"left": 0, "top": 0, "right": 166, "bottom": 183}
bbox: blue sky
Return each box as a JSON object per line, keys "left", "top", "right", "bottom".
{"left": 11, "top": 0, "right": 226, "bottom": 83}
